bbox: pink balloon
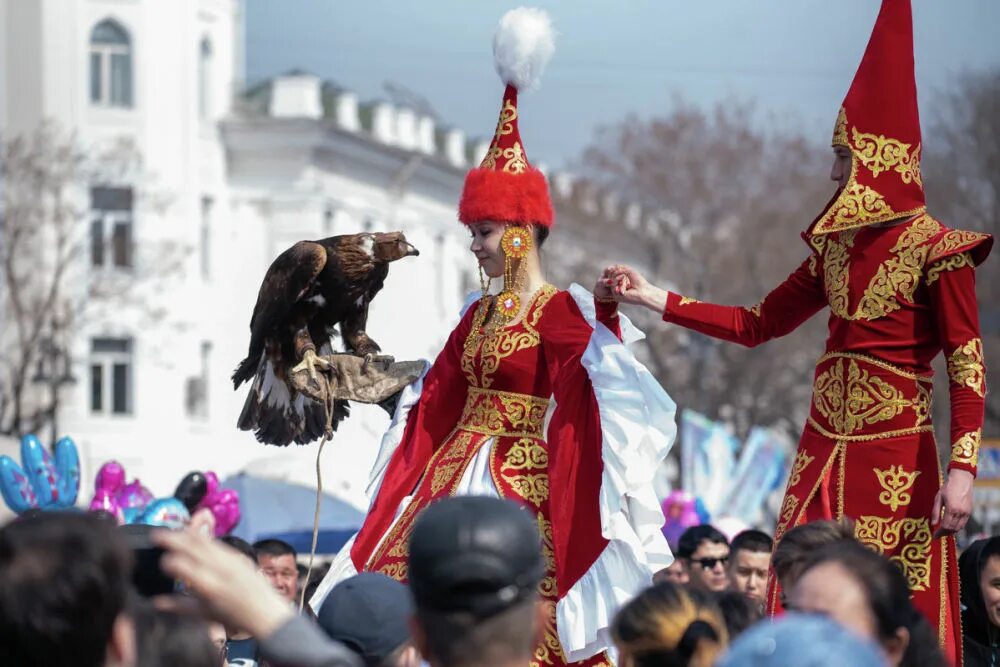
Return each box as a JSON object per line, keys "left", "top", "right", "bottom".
{"left": 203, "top": 471, "right": 219, "bottom": 497}
{"left": 95, "top": 461, "right": 126, "bottom": 494}
{"left": 116, "top": 480, "right": 153, "bottom": 509}
{"left": 207, "top": 488, "right": 241, "bottom": 536}
{"left": 88, "top": 488, "right": 124, "bottom": 523}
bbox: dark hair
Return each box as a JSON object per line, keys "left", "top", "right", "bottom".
{"left": 0, "top": 512, "right": 133, "bottom": 667}
{"left": 677, "top": 525, "right": 729, "bottom": 560}
{"left": 800, "top": 541, "right": 945, "bottom": 667}
{"left": 729, "top": 530, "right": 773, "bottom": 557}
{"left": 712, "top": 591, "right": 763, "bottom": 640}
{"left": 534, "top": 223, "right": 550, "bottom": 248}
{"left": 982, "top": 536, "right": 1000, "bottom": 564}
{"left": 131, "top": 600, "right": 219, "bottom": 667}
{"left": 771, "top": 519, "right": 854, "bottom": 581}
{"left": 612, "top": 581, "right": 727, "bottom": 667}
{"left": 414, "top": 596, "right": 538, "bottom": 667}
{"left": 219, "top": 535, "right": 256, "bottom": 562}
{"left": 253, "top": 538, "right": 297, "bottom": 561}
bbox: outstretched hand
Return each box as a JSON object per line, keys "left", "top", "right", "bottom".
{"left": 599, "top": 264, "right": 669, "bottom": 313}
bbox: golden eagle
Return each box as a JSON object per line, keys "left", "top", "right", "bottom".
{"left": 233, "top": 232, "right": 419, "bottom": 446}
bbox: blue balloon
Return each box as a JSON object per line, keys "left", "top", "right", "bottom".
{"left": 137, "top": 498, "right": 190, "bottom": 530}
{"left": 0, "top": 434, "right": 81, "bottom": 515}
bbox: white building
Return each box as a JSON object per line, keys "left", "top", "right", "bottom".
{"left": 0, "top": 0, "right": 654, "bottom": 512}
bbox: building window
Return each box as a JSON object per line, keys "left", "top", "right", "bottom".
{"left": 90, "top": 337, "right": 133, "bottom": 415}
{"left": 89, "top": 19, "right": 133, "bottom": 108}
{"left": 200, "top": 196, "right": 213, "bottom": 280}
{"left": 185, "top": 341, "right": 212, "bottom": 419}
{"left": 198, "top": 37, "right": 213, "bottom": 119}
{"left": 90, "top": 187, "right": 134, "bottom": 269}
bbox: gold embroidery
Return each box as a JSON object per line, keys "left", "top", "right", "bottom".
{"left": 501, "top": 440, "right": 550, "bottom": 506}
{"left": 678, "top": 296, "right": 700, "bottom": 306}
{"left": 463, "top": 284, "right": 556, "bottom": 388}
{"left": 926, "top": 252, "right": 974, "bottom": 285}
{"left": 807, "top": 254, "right": 819, "bottom": 277}
{"left": 430, "top": 462, "right": 463, "bottom": 495}
{"left": 824, "top": 215, "right": 941, "bottom": 321}
{"left": 832, "top": 106, "right": 848, "bottom": 146}
{"left": 874, "top": 465, "right": 921, "bottom": 512}
{"left": 947, "top": 338, "right": 985, "bottom": 398}
{"left": 501, "top": 142, "right": 529, "bottom": 174}
{"left": 789, "top": 451, "right": 815, "bottom": 488}
{"left": 806, "top": 417, "right": 933, "bottom": 443}
{"left": 951, "top": 430, "right": 981, "bottom": 467}
{"left": 928, "top": 229, "right": 990, "bottom": 264}
{"left": 855, "top": 516, "right": 932, "bottom": 591}
{"left": 813, "top": 358, "right": 921, "bottom": 435}
{"left": 377, "top": 561, "right": 408, "bottom": 581}
{"left": 747, "top": 300, "right": 763, "bottom": 317}
{"left": 429, "top": 431, "right": 475, "bottom": 495}
{"left": 493, "top": 99, "right": 517, "bottom": 139}
{"left": 458, "top": 388, "right": 549, "bottom": 438}
{"left": 775, "top": 494, "right": 800, "bottom": 540}
{"left": 851, "top": 126, "right": 922, "bottom": 185}
{"left": 479, "top": 146, "right": 502, "bottom": 171}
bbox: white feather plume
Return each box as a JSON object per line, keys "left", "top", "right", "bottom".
{"left": 492, "top": 7, "right": 555, "bottom": 91}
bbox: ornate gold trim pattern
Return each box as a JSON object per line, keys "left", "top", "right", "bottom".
{"left": 812, "top": 358, "right": 928, "bottom": 436}
{"left": 928, "top": 229, "right": 990, "bottom": 264}
{"left": 774, "top": 494, "right": 800, "bottom": 540}
{"left": 678, "top": 296, "right": 700, "bottom": 306}
{"left": 947, "top": 338, "right": 985, "bottom": 398}
{"left": 806, "top": 417, "right": 933, "bottom": 443}
{"left": 926, "top": 252, "right": 974, "bottom": 285}
{"left": 851, "top": 126, "right": 922, "bottom": 185}
{"left": 501, "top": 439, "right": 550, "bottom": 507}
{"left": 458, "top": 387, "right": 549, "bottom": 438}
{"left": 823, "top": 215, "right": 941, "bottom": 321}
{"left": 832, "top": 107, "right": 849, "bottom": 146}
{"left": 788, "top": 451, "right": 815, "bottom": 488}
{"left": 874, "top": 465, "right": 921, "bottom": 512}
{"left": 855, "top": 516, "right": 932, "bottom": 591}
{"left": 951, "top": 430, "right": 981, "bottom": 468}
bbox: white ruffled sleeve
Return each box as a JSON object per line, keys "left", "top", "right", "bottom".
{"left": 557, "top": 284, "right": 677, "bottom": 662}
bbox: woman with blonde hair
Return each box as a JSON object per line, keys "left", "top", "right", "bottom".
{"left": 612, "top": 582, "right": 728, "bottom": 667}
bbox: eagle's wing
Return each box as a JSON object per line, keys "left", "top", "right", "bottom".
{"left": 248, "top": 241, "right": 327, "bottom": 343}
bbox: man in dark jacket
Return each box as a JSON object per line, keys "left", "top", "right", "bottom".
{"left": 960, "top": 537, "right": 1000, "bottom": 666}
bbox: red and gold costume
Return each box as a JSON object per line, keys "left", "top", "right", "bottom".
{"left": 659, "top": 2, "right": 991, "bottom": 664}
{"left": 312, "top": 10, "right": 677, "bottom": 665}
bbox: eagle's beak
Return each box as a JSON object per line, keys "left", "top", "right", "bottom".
{"left": 406, "top": 243, "right": 420, "bottom": 257}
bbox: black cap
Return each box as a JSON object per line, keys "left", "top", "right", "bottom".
{"left": 408, "top": 496, "right": 545, "bottom": 618}
{"left": 317, "top": 573, "right": 413, "bottom": 665}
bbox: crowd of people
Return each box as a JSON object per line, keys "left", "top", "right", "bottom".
{"left": 2, "top": 499, "right": 998, "bottom": 667}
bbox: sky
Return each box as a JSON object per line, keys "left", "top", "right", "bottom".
{"left": 245, "top": 1, "right": 1000, "bottom": 169}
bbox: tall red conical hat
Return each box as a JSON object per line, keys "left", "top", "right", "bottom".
{"left": 811, "top": 0, "right": 925, "bottom": 235}
{"left": 458, "top": 8, "right": 554, "bottom": 228}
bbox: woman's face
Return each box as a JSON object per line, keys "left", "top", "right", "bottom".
{"left": 980, "top": 554, "right": 1000, "bottom": 628}
{"left": 468, "top": 221, "right": 505, "bottom": 279}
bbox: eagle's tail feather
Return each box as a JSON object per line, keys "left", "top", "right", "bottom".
{"left": 232, "top": 352, "right": 262, "bottom": 389}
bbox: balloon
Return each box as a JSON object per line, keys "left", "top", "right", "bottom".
{"left": 116, "top": 480, "right": 153, "bottom": 510}
{"left": 137, "top": 498, "right": 190, "bottom": 530}
{"left": 173, "top": 471, "right": 208, "bottom": 512}
{"left": 95, "top": 461, "right": 126, "bottom": 495}
{"left": 661, "top": 490, "right": 700, "bottom": 549}
{"left": 88, "top": 488, "right": 124, "bottom": 522}
{"left": 204, "top": 488, "right": 241, "bottom": 536}
{"left": 0, "top": 434, "right": 81, "bottom": 515}
{"left": 203, "top": 471, "right": 220, "bottom": 497}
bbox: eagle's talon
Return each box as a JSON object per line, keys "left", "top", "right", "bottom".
{"left": 292, "top": 349, "right": 331, "bottom": 385}
{"left": 361, "top": 353, "right": 394, "bottom": 373}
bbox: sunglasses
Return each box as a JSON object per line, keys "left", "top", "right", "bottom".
{"left": 689, "top": 556, "right": 729, "bottom": 569}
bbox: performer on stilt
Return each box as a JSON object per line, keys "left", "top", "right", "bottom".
{"left": 602, "top": 1, "right": 991, "bottom": 664}
{"left": 311, "top": 8, "right": 677, "bottom": 665}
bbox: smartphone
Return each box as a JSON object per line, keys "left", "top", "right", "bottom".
{"left": 119, "top": 524, "right": 176, "bottom": 597}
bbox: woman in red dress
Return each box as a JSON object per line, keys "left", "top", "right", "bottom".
{"left": 312, "top": 9, "right": 677, "bottom": 666}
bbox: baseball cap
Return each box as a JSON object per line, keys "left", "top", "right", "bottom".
{"left": 716, "top": 613, "right": 884, "bottom": 667}
{"left": 317, "top": 572, "right": 413, "bottom": 665}
{"left": 408, "top": 496, "right": 545, "bottom": 618}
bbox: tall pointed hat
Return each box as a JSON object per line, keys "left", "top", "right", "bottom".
{"left": 811, "top": 0, "right": 925, "bottom": 235}
{"left": 458, "top": 8, "right": 555, "bottom": 228}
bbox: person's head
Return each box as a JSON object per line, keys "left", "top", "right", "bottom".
{"left": 253, "top": 539, "right": 298, "bottom": 603}
{"left": 716, "top": 613, "right": 884, "bottom": 667}
{"left": 727, "top": 530, "right": 772, "bottom": 602}
{"left": 408, "top": 496, "right": 547, "bottom": 667}
{"left": 713, "top": 590, "right": 763, "bottom": 640}
{"left": 771, "top": 519, "right": 854, "bottom": 601}
{"left": 677, "top": 525, "right": 730, "bottom": 592}
{"left": 787, "top": 540, "right": 944, "bottom": 667}
{"left": 612, "top": 581, "right": 727, "bottom": 667}
{"left": 653, "top": 559, "right": 689, "bottom": 586}
{"left": 978, "top": 538, "right": 1000, "bottom": 629}
{"left": 218, "top": 535, "right": 256, "bottom": 563}
{"left": 830, "top": 145, "right": 853, "bottom": 189}
{"left": 960, "top": 536, "right": 1000, "bottom": 652}
{"left": 318, "top": 573, "right": 419, "bottom": 667}
{"left": 0, "top": 511, "right": 136, "bottom": 667}
{"left": 207, "top": 622, "right": 228, "bottom": 667}
{"left": 131, "top": 601, "right": 218, "bottom": 667}
{"left": 467, "top": 222, "right": 548, "bottom": 280}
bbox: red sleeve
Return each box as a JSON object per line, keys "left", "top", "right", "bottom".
{"left": 537, "top": 294, "right": 610, "bottom": 597}
{"left": 595, "top": 297, "right": 622, "bottom": 340}
{"left": 350, "top": 305, "right": 475, "bottom": 565}
{"left": 929, "top": 264, "right": 987, "bottom": 476}
{"left": 661, "top": 256, "right": 826, "bottom": 347}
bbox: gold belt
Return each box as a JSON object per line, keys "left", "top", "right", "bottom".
{"left": 458, "top": 387, "right": 549, "bottom": 439}
{"left": 808, "top": 352, "right": 933, "bottom": 442}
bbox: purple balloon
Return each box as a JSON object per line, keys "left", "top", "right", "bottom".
{"left": 95, "top": 461, "right": 126, "bottom": 494}
{"left": 89, "top": 488, "right": 124, "bottom": 523}
{"left": 206, "top": 488, "right": 241, "bottom": 536}
{"left": 203, "top": 471, "right": 220, "bottom": 498}
{"left": 116, "top": 480, "right": 153, "bottom": 510}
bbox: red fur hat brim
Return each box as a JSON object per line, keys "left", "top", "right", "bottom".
{"left": 458, "top": 168, "right": 553, "bottom": 227}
